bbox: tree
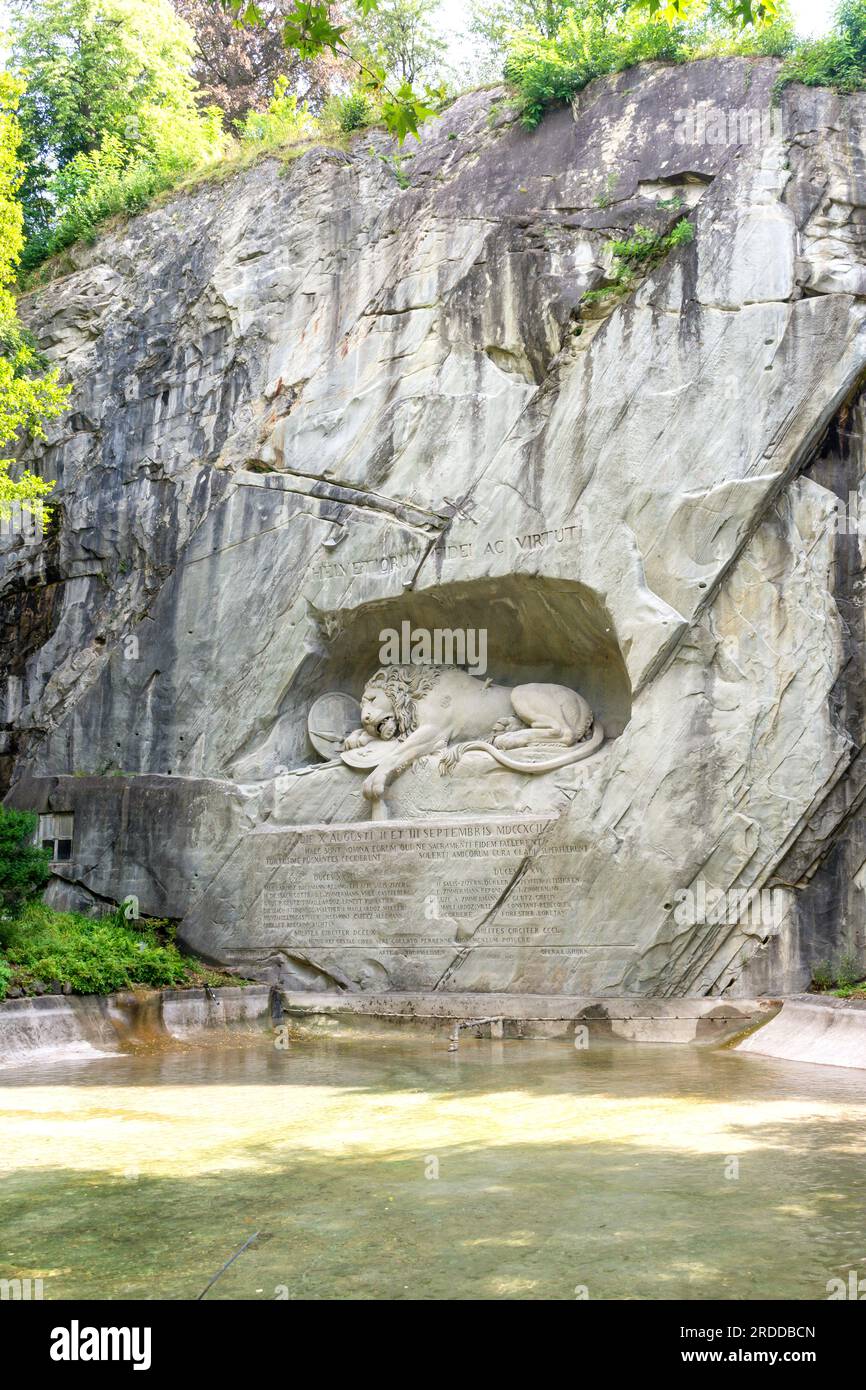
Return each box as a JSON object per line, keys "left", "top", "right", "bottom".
{"left": 10, "top": 0, "right": 225, "bottom": 236}
{"left": 0, "top": 73, "right": 66, "bottom": 528}
{"left": 352, "top": 0, "right": 448, "bottom": 85}
{"left": 220, "top": 0, "right": 782, "bottom": 146}
{"left": 220, "top": 1, "right": 444, "bottom": 140}
{"left": 172, "top": 0, "right": 348, "bottom": 126}
{"left": 638, "top": 0, "right": 779, "bottom": 22}
{"left": 470, "top": 0, "right": 629, "bottom": 71}
{"left": 472, "top": 0, "right": 591, "bottom": 52}
{"left": 0, "top": 808, "right": 52, "bottom": 919}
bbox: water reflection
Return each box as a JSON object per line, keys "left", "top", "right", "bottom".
{"left": 1, "top": 1036, "right": 864, "bottom": 1300}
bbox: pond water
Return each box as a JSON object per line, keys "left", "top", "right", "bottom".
{"left": 1, "top": 1034, "right": 865, "bottom": 1300}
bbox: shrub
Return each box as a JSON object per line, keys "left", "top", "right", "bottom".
{"left": 776, "top": 0, "right": 866, "bottom": 94}
{"left": 0, "top": 807, "right": 51, "bottom": 919}
{"left": 611, "top": 216, "right": 694, "bottom": 270}
{"left": 695, "top": 17, "right": 797, "bottom": 59}
{"left": 811, "top": 953, "right": 865, "bottom": 992}
{"left": 835, "top": 951, "right": 862, "bottom": 991}
{"left": 328, "top": 89, "right": 376, "bottom": 133}
{"left": 504, "top": 11, "right": 694, "bottom": 128}
{"left": 811, "top": 958, "right": 834, "bottom": 990}
{"left": 0, "top": 954, "right": 11, "bottom": 1001}
{"left": 582, "top": 217, "right": 695, "bottom": 308}
{"left": 19, "top": 103, "right": 227, "bottom": 273}
{"left": 237, "top": 75, "right": 318, "bottom": 147}
{"left": 503, "top": 5, "right": 806, "bottom": 128}
{"left": 1, "top": 902, "right": 189, "bottom": 994}
{"left": 20, "top": 157, "right": 187, "bottom": 269}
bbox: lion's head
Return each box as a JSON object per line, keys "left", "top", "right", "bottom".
{"left": 360, "top": 665, "right": 441, "bottom": 740}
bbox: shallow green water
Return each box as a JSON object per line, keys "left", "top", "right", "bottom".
{"left": 1, "top": 1034, "right": 865, "bottom": 1300}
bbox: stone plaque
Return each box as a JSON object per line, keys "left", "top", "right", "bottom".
{"left": 257, "top": 815, "right": 579, "bottom": 944}
{"left": 187, "top": 814, "right": 637, "bottom": 992}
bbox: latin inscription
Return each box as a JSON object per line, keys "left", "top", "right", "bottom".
{"left": 257, "top": 817, "right": 591, "bottom": 949}
{"left": 307, "top": 525, "right": 579, "bottom": 583}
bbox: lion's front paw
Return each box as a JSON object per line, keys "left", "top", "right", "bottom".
{"left": 343, "top": 728, "right": 368, "bottom": 750}
{"left": 363, "top": 768, "right": 387, "bottom": 801}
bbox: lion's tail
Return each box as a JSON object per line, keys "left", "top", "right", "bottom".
{"left": 454, "top": 721, "right": 605, "bottom": 773}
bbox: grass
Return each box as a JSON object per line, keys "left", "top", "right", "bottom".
{"left": 0, "top": 901, "right": 248, "bottom": 999}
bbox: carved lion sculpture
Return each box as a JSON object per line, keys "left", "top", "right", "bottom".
{"left": 342, "top": 664, "right": 604, "bottom": 808}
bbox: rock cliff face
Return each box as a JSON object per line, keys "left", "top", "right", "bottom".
{"left": 4, "top": 56, "right": 866, "bottom": 996}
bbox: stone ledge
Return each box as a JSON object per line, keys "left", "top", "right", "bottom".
{"left": 735, "top": 994, "right": 866, "bottom": 1069}
{"left": 0, "top": 985, "right": 273, "bottom": 1065}
{"left": 282, "top": 992, "right": 777, "bottom": 1043}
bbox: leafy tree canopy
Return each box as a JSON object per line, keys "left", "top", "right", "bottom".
{"left": 215, "top": 0, "right": 800, "bottom": 141}
{"left": 352, "top": 0, "right": 449, "bottom": 86}
{"left": 173, "top": 0, "right": 348, "bottom": 126}
{"left": 0, "top": 73, "right": 66, "bottom": 524}
{"left": 0, "top": 807, "right": 52, "bottom": 919}
{"left": 220, "top": 0, "right": 447, "bottom": 140}
{"left": 10, "top": 0, "right": 226, "bottom": 234}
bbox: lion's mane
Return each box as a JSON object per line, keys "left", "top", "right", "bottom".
{"left": 364, "top": 665, "right": 441, "bottom": 739}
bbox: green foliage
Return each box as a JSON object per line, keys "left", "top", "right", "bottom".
{"left": 503, "top": 6, "right": 693, "bottom": 127}
{"left": 593, "top": 170, "right": 618, "bottom": 207}
{"left": 694, "top": 13, "right": 794, "bottom": 54}
{"left": 637, "top": 0, "right": 781, "bottom": 20}
{"left": 281, "top": 3, "right": 349, "bottom": 59}
{"left": 502, "top": 1, "right": 800, "bottom": 126}
{"left": 581, "top": 216, "right": 694, "bottom": 305}
{"left": 0, "top": 807, "right": 52, "bottom": 919}
{"left": 613, "top": 214, "right": 694, "bottom": 264}
{"left": 810, "top": 951, "right": 866, "bottom": 994}
{"left": 836, "top": 951, "right": 862, "bottom": 991}
{"left": 369, "top": 144, "right": 412, "bottom": 184}
{"left": 472, "top": 0, "right": 791, "bottom": 77}
{"left": 11, "top": 0, "right": 228, "bottom": 267}
{"left": 352, "top": 0, "right": 448, "bottom": 85}
{"left": 0, "top": 902, "right": 190, "bottom": 994}
{"left": 12, "top": 0, "right": 220, "bottom": 213}
{"left": 776, "top": 0, "right": 866, "bottom": 94}
{"left": 20, "top": 149, "right": 216, "bottom": 271}
{"left": 0, "top": 74, "right": 67, "bottom": 512}
{"left": 378, "top": 78, "right": 442, "bottom": 140}
{"left": 237, "top": 74, "right": 318, "bottom": 143}
{"left": 223, "top": 0, "right": 445, "bottom": 143}
{"left": 811, "top": 958, "right": 834, "bottom": 991}
{"left": 472, "top": 0, "right": 602, "bottom": 55}
{"left": 327, "top": 87, "right": 376, "bottom": 131}
{"left": 0, "top": 898, "right": 250, "bottom": 997}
